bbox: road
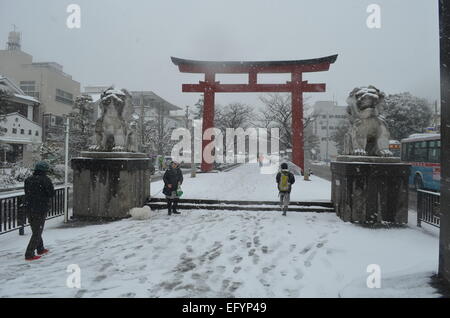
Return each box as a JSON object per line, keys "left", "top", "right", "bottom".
{"left": 308, "top": 161, "right": 417, "bottom": 212}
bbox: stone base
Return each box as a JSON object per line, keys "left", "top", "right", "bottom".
{"left": 331, "top": 157, "right": 410, "bottom": 224}
{"left": 71, "top": 152, "right": 151, "bottom": 220}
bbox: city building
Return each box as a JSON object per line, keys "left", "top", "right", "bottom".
{"left": 310, "top": 101, "right": 348, "bottom": 161}
{"left": 0, "top": 30, "right": 81, "bottom": 141}
{"left": 130, "top": 91, "right": 183, "bottom": 129}
{"left": 0, "top": 75, "right": 41, "bottom": 166}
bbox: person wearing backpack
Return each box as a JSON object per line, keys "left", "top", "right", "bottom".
{"left": 24, "top": 161, "right": 55, "bottom": 261}
{"left": 163, "top": 161, "right": 183, "bottom": 215}
{"left": 276, "top": 162, "right": 295, "bottom": 216}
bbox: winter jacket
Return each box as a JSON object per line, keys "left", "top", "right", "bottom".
{"left": 276, "top": 170, "right": 295, "bottom": 193}
{"left": 24, "top": 171, "right": 55, "bottom": 214}
{"left": 162, "top": 167, "right": 183, "bottom": 196}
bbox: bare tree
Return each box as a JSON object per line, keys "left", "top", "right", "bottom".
{"left": 215, "top": 102, "right": 254, "bottom": 131}
{"left": 141, "top": 105, "right": 177, "bottom": 156}
{"left": 258, "top": 93, "right": 315, "bottom": 151}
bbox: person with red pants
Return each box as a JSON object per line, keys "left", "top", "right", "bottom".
{"left": 24, "top": 161, "right": 55, "bottom": 261}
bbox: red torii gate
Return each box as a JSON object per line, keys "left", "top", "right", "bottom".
{"left": 171, "top": 55, "right": 338, "bottom": 172}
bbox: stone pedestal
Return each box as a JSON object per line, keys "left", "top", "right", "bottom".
{"left": 331, "top": 156, "right": 410, "bottom": 224}
{"left": 71, "top": 152, "right": 151, "bottom": 220}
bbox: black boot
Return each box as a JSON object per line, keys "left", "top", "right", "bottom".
{"left": 167, "top": 200, "right": 172, "bottom": 215}
{"left": 172, "top": 199, "right": 181, "bottom": 214}
{"left": 282, "top": 207, "right": 287, "bottom": 216}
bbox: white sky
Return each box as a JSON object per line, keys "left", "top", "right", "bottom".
{"left": 0, "top": 0, "right": 440, "bottom": 110}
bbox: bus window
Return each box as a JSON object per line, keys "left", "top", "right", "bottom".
{"left": 406, "top": 143, "right": 415, "bottom": 161}
{"left": 413, "top": 141, "right": 428, "bottom": 162}
{"left": 429, "top": 140, "right": 440, "bottom": 163}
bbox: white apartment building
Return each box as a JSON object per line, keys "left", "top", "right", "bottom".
{"left": 311, "top": 101, "right": 348, "bottom": 161}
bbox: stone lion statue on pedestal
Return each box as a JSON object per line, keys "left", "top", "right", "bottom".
{"left": 89, "top": 87, "right": 138, "bottom": 152}
{"left": 343, "top": 86, "right": 393, "bottom": 157}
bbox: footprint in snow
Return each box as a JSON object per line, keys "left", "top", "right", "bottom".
{"left": 299, "top": 244, "right": 314, "bottom": 255}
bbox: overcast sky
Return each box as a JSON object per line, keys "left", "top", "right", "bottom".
{"left": 0, "top": 0, "right": 440, "bottom": 110}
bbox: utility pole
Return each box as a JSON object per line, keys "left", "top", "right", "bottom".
{"left": 140, "top": 92, "right": 145, "bottom": 152}
{"left": 64, "top": 117, "right": 70, "bottom": 223}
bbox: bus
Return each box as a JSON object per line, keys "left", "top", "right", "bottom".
{"left": 400, "top": 133, "right": 440, "bottom": 192}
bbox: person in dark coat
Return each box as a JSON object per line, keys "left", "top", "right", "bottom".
{"left": 24, "top": 161, "right": 55, "bottom": 261}
{"left": 276, "top": 162, "right": 295, "bottom": 216}
{"left": 162, "top": 161, "right": 183, "bottom": 215}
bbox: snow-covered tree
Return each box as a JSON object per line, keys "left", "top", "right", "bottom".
{"left": 193, "top": 96, "right": 204, "bottom": 119}
{"left": 384, "top": 93, "right": 432, "bottom": 140}
{"left": 0, "top": 85, "right": 13, "bottom": 136}
{"left": 69, "top": 95, "right": 94, "bottom": 158}
{"left": 40, "top": 141, "right": 64, "bottom": 166}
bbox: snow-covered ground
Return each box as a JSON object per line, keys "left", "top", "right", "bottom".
{"left": 151, "top": 162, "right": 331, "bottom": 201}
{"left": 0, "top": 163, "right": 440, "bottom": 297}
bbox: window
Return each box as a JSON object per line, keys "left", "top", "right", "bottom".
{"left": 20, "top": 129, "right": 24, "bottom": 134}
{"left": 28, "top": 130, "right": 32, "bottom": 135}
{"left": 428, "top": 140, "right": 441, "bottom": 163}
{"left": 12, "top": 128, "right": 17, "bottom": 134}
{"left": 321, "top": 137, "right": 327, "bottom": 141}
{"left": 55, "top": 89, "right": 74, "bottom": 105}
{"left": 321, "top": 126, "right": 327, "bottom": 130}
{"left": 35, "top": 131, "right": 39, "bottom": 136}
{"left": 20, "top": 81, "right": 39, "bottom": 99}
{"left": 411, "top": 141, "right": 428, "bottom": 162}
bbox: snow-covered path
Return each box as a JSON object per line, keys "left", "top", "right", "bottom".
{"left": 151, "top": 163, "right": 331, "bottom": 201}
{"left": 0, "top": 163, "right": 440, "bottom": 297}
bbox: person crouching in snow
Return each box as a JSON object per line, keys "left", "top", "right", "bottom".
{"left": 163, "top": 161, "right": 183, "bottom": 215}
{"left": 24, "top": 161, "right": 55, "bottom": 261}
{"left": 276, "top": 162, "right": 295, "bottom": 216}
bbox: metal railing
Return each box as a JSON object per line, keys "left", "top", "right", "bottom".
{"left": 0, "top": 186, "right": 70, "bottom": 235}
{"left": 417, "top": 189, "right": 440, "bottom": 228}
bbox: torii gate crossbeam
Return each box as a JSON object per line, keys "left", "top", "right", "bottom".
{"left": 171, "top": 55, "right": 338, "bottom": 172}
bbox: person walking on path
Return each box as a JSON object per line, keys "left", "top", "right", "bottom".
{"left": 24, "top": 161, "right": 55, "bottom": 261}
{"left": 163, "top": 161, "right": 184, "bottom": 215}
{"left": 276, "top": 162, "right": 295, "bottom": 216}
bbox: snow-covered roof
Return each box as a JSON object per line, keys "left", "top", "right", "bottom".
{"left": 13, "top": 93, "right": 39, "bottom": 104}
{"left": 401, "top": 133, "right": 440, "bottom": 143}
{"left": 0, "top": 74, "right": 39, "bottom": 104}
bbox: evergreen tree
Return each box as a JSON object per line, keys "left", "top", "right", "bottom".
{"left": 69, "top": 95, "right": 94, "bottom": 158}
{"left": 384, "top": 93, "right": 432, "bottom": 140}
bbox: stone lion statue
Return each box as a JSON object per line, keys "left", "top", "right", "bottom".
{"left": 343, "top": 86, "right": 393, "bottom": 157}
{"left": 89, "top": 87, "right": 138, "bottom": 152}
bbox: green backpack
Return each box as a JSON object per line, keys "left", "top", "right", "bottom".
{"left": 279, "top": 172, "right": 290, "bottom": 192}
